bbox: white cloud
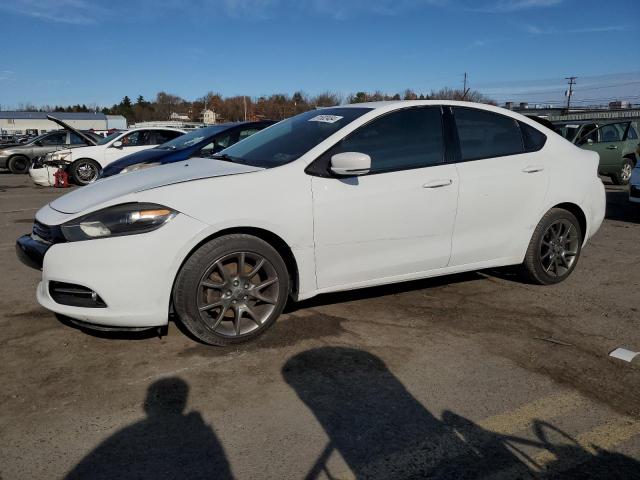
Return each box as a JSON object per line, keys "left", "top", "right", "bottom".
{"left": 0, "top": 0, "right": 101, "bottom": 25}
{"left": 525, "top": 24, "right": 628, "bottom": 35}
{"left": 473, "top": 0, "right": 562, "bottom": 12}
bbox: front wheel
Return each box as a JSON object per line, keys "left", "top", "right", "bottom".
{"left": 69, "top": 158, "right": 101, "bottom": 185}
{"left": 173, "top": 234, "right": 290, "bottom": 346}
{"left": 7, "top": 155, "right": 30, "bottom": 174}
{"left": 521, "top": 208, "right": 583, "bottom": 285}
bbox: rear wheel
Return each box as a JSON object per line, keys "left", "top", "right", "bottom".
{"left": 610, "top": 158, "right": 634, "bottom": 185}
{"left": 69, "top": 158, "right": 101, "bottom": 185}
{"left": 521, "top": 208, "right": 583, "bottom": 285}
{"left": 173, "top": 234, "right": 289, "bottom": 346}
{"left": 7, "top": 155, "right": 30, "bottom": 174}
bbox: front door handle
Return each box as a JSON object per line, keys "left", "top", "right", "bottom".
{"left": 522, "top": 165, "right": 545, "bottom": 173}
{"left": 423, "top": 179, "right": 453, "bottom": 188}
{"left": 606, "top": 145, "right": 619, "bottom": 150}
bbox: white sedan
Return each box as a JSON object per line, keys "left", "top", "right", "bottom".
{"left": 37, "top": 127, "right": 185, "bottom": 185}
{"left": 17, "top": 101, "right": 606, "bottom": 346}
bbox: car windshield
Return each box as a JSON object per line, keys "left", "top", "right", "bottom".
{"left": 156, "top": 126, "right": 228, "bottom": 150}
{"left": 219, "top": 108, "right": 372, "bottom": 168}
{"left": 97, "top": 131, "right": 123, "bottom": 145}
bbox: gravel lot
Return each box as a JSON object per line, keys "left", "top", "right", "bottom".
{"left": 1, "top": 171, "right": 639, "bottom": 479}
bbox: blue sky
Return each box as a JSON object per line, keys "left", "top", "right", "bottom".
{"left": 0, "top": 0, "right": 638, "bottom": 108}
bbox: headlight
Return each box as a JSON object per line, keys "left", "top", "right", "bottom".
{"left": 61, "top": 203, "right": 177, "bottom": 241}
{"left": 48, "top": 151, "right": 72, "bottom": 162}
{"left": 120, "top": 162, "right": 161, "bottom": 174}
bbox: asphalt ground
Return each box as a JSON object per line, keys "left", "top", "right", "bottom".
{"left": 1, "top": 171, "right": 639, "bottom": 479}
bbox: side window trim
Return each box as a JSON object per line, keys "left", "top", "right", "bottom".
{"left": 306, "top": 106, "right": 447, "bottom": 178}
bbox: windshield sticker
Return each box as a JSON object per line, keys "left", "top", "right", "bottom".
{"left": 308, "top": 114, "right": 343, "bottom": 124}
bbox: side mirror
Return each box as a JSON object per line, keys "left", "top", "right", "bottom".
{"left": 112, "top": 140, "right": 123, "bottom": 148}
{"left": 330, "top": 152, "right": 371, "bottom": 176}
{"left": 35, "top": 140, "right": 42, "bottom": 146}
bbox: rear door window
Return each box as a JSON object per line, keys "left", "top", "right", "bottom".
{"left": 453, "top": 108, "right": 524, "bottom": 161}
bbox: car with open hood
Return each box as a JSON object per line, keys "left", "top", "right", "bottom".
{"left": 99, "top": 121, "right": 275, "bottom": 178}
{"left": 0, "top": 115, "right": 102, "bottom": 174}
{"left": 39, "top": 126, "right": 186, "bottom": 185}
{"left": 16, "top": 101, "right": 605, "bottom": 346}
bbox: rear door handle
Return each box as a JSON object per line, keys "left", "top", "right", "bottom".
{"left": 423, "top": 179, "right": 453, "bottom": 188}
{"left": 606, "top": 145, "right": 619, "bottom": 150}
{"left": 522, "top": 165, "right": 545, "bottom": 173}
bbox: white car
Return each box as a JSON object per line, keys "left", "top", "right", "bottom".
{"left": 17, "top": 101, "right": 606, "bottom": 346}
{"left": 36, "top": 127, "right": 185, "bottom": 185}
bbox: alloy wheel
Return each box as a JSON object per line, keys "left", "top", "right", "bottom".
{"left": 621, "top": 163, "right": 633, "bottom": 182}
{"left": 539, "top": 219, "right": 579, "bottom": 277}
{"left": 197, "top": 251, "right": 279, "bottom": 337}
{"left": 77, "top": 162, "right": 98, "bottom": 183}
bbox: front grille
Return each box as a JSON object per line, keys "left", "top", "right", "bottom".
{"left": 32, "top": 220, "right": 52, "bottom": 242}
{"left": 631, "top": 185, "right": 640, "bottom": 198}
{"left": 49, "top": 281, "right": 107, "bottom": 308}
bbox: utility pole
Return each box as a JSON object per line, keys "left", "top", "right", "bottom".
{"left": 461, "top": 72, "right": 470, "bottom": 100}
{"left": 565, "top": 76, "right": 577, "bottom": 110}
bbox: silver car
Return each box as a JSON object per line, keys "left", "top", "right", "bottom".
{"left": 0, "top": 117, "right": 101, "bottom": 174}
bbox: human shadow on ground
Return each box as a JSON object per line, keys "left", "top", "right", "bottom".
{"left": 282, "top": 347, "right": 640, "bottom": 479}
{"left": 65, "top": 377, "right": 232, "bottom": 480}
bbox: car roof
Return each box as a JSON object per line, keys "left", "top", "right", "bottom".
{"left": 335, "top": 100, "right": 496, "bottom": 109}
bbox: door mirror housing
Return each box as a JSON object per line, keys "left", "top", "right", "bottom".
{"left": 330, "top": 152, "right": 371, "bottom": 176}
{"left": 112, "top": 140, "right": 123, "bottom": 148}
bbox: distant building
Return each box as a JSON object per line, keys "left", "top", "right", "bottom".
{"left": 169, "top": 112, "right": 190, "bottom": 121}
{"left": 200, "top": 109, "right": 217, "bottom": 124}
{"left": 0, "top": 111, "right": 126, "bottom": 135}
{"left": 609, "top": 101, "right": 630, "bottom": 109}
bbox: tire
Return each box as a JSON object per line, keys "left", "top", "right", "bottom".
{"left": 69, "top": 158, "right": 101, "bottom": 185}
{"left": 610, "top": 158, "right": 634, "bottom": 186}
{"left": 173, "top": 234, "right": 290, "bottom": 346}
{"left": 521, "top": 208, "right": 583, "bottom": 285}
{"left": 7, "top": 155, "right": 30, "bottom": 174}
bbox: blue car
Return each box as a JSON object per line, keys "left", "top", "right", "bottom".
{"left": 99, "top": 121, "right": 275, "bottom": 178}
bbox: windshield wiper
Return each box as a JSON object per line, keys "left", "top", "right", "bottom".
{"left": 209, "top": 153, "right": 244, "bottom": 164}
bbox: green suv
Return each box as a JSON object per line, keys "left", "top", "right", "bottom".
{"left": 576, "top": 121, "right": 639, "bottom": 185}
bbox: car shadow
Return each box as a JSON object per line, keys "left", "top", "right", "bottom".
{"left": 55, "top": 313, "right": 165, "bottom": 341}
{"left": 282, "top": 346, "right": 640, "bottom": 479}
{"left": 286, "top": 271, "right": 483, "bottom": 313}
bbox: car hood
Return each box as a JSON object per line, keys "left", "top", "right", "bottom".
{"left": 47, "top": 115, "right": 98, "bottom": 146}
{"left": 101, "top": 148, "right": 174, "bottom": 175}
{"left": 49, "top": 158, "right": 264, "bottom": 215}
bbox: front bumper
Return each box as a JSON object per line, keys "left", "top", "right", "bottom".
{"left": 16, "top": 234, "right": 50, "bottom": 269}
{"left": 33, "top": 213, "right": 208, "bottom": 328}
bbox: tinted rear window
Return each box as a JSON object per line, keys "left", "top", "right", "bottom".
{"left": 453, "top": 107, "right": 524, "bottom": 161}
